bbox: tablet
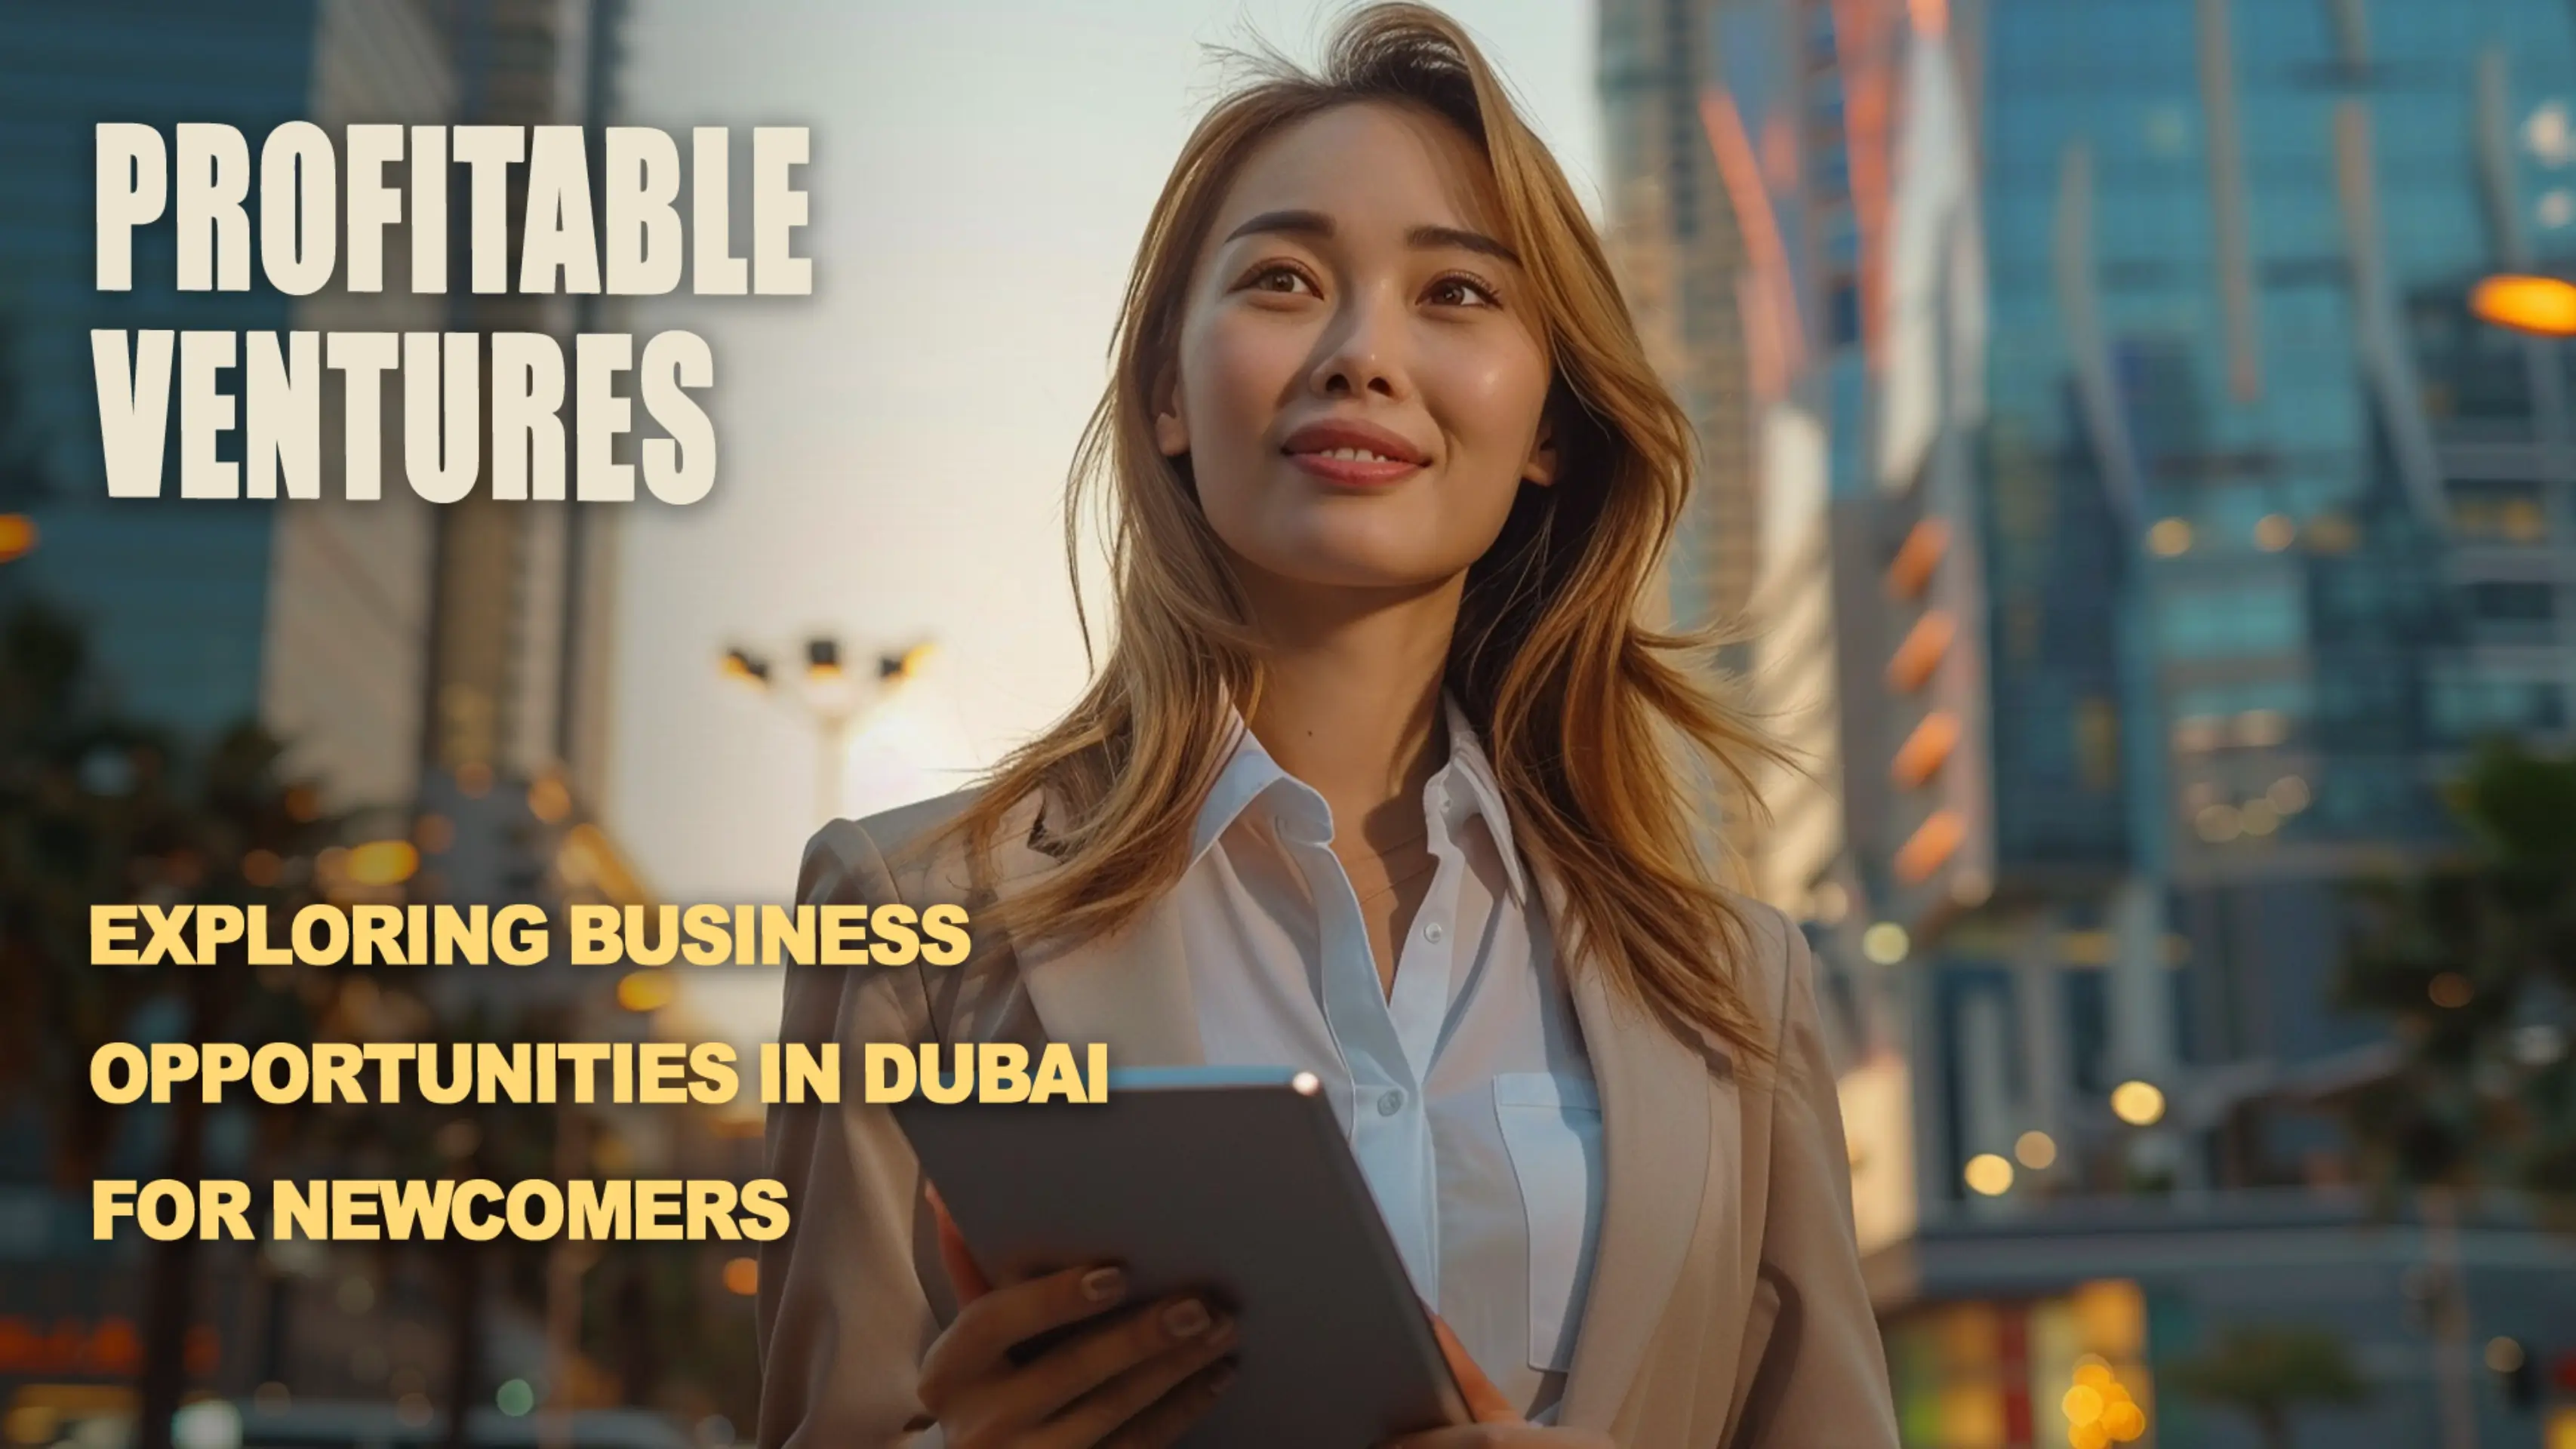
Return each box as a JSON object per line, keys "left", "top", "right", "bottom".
{"left": 891, "top": 1065, "right": 1471, "bottom": 1447}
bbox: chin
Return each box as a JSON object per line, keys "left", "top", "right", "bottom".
{"left": 1212, "top": 490, "right": 1493, "bottom": 592}
{"left": 1243, "top": 531, "right": 1471, "bottom": 593}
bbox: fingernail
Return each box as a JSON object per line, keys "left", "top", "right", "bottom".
{"left": 1079, "top": 1266, "right": 1125, "bottom": 1303}
{"left": 1162, "top": 1299, "right": 1211, "bottom": 1338}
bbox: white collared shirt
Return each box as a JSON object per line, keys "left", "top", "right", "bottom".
{"left": 1175, "top": 694, "right": 1605, "bottom": 1421}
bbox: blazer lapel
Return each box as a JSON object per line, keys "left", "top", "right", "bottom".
{"left": 1550, "top": 859, "right": 1723, "bottom": 1431}
{"left": 983, "top": 789, "right": 1206, "bottom": 1068}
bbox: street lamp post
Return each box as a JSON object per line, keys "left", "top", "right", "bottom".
{"left": 723, "top": 635, "right": 934, "bottom": 821}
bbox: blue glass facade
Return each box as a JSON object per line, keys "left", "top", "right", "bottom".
{"left": 0, "top": 0, "right": 318, "bottom": 733}
{"left": 1641, "top": 3, "right": 2576, "bottom": 1438}
{"left": 1983, "top": 0, "right": 2576, "bottom": 873}
{"left": 1959, "top": 2, "right": 2576, "bottom": 1198}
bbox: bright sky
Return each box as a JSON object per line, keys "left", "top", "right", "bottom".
{"left": 607, "top": 1, "right": 1603, "bottom": 958}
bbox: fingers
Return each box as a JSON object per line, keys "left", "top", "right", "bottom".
{"left": 918, "top": 1262, "right": 1131, "bottom": 1410}
{"left": 1016, "top": 1295, "right": 1234, "bottom": 1424}
{"left": 919, "top": 1275, "right": 1239, "bottom": 1448}
{"left": 925, "top": 1180, "right": 991, "bottom": 1302}
{"left": 1377, "top": 1432, "right": 1615, "bottom": 1449}
{"left": 1429, "top": 1314, "right": 1521, "bottom": 1425}
{"left": 1043, "top": 1310, "right": 1239, "bottom": 1448}
{"left": 1088, "top": 1358, "right": 1238, "bottom": 1449}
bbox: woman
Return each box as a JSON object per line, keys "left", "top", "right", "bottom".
{"left": 758, "top": 5, "right": 1900, "bottom": 1446}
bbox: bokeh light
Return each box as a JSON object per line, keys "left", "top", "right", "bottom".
{"left": 2110, "top": 1081, "right": 2165, "bottom": 1126}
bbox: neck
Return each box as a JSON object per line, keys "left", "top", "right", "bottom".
{"left": 1236, "top": 565, "right": 1459, "bottom": 851}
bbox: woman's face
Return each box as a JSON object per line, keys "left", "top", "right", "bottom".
{"left": 1155, "top": 101, "right": 1557, "bottom": 599}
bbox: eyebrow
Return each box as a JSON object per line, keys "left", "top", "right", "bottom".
{"left": 1220, "top": 209, "right": 1522, "bottom": 266}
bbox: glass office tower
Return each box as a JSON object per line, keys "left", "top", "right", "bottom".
{"left": 0, "top": 0, "right": 319, "bottom": 731}
{"left": 0, "top": 0, "right": 625, "bottom": 815}
{"left": 1606, "top": 0, "right": 2576, "bottom": 1444}
{"left": 1944, "top": 0, "right": 2576, "bottom": 1193}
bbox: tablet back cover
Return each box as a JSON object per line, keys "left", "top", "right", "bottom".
{"left": 893, "top": 1068, "right": 1467, "bottom": 1447}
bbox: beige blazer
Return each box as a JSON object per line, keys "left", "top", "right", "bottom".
{"left": 756, "top": 784, "right": 1901, "bottom": 1449}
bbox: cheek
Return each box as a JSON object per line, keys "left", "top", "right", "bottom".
{"left": 1185, "top": 310, "right": 1308, "bottom": 454}
{"left": 1427, "top": 331, "right": 1553, "bottom": 456}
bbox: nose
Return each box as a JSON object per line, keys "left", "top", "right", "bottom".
{"left": 1306, "top": 285, "right": 1410, "bottom": 401}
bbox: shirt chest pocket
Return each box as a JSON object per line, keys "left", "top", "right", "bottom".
{"left": 1491, "top": 1072, "right": 1605, "bottom": 1374}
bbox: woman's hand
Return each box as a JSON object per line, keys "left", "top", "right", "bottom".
{"left": 918, "top": 1184, "right": 1239, "bottom": 1448}
{"left": 1375, "top": 1317, "right": 1614, "bottom": 1449}
{"left": 1383, "top": 1428, "right": 1615, "bottom": 1447}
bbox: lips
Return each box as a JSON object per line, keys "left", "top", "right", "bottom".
{"left": 1280, "top": 418, "right": 1430, "bottom": 487}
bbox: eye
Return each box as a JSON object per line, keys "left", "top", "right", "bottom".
{"left": 1425, "top": 273, "right": 1501, "bottom": 309}
{"left": 1239, "top": 261, "right": 1319, "bottom": 297}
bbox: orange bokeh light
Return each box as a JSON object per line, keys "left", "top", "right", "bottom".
{"left": 1894, "top": 809, "right": 1965, "bottom": 884}
{"left": 2473, "top": 275, "right": 2576, "bottom": 337}
{"left": 1892, "top": 711, "right": 1962, "bottom": 789}
{"left": 1888, "top": 612, "right": 1957, "bottom": 694}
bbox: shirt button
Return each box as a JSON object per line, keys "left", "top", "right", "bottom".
{"left": 1377, "top": 1089, "right": 1405, "bottom": 1116}
{"left": 1422, "top": 921, "right": 1445, "bottom": 943}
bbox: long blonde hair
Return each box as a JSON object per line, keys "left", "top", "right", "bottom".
{"left": 921, "top": 2, "right": 1792, "bottom": 1067}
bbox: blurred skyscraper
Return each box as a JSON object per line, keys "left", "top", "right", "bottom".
{"left": 1605, "top": 0, "right": 2576, "bottom": 1444}
{"left": 0, "top": 0, "right": 318, "bottom": 734}
{"left": 0, "top": 0, "right": 626, "bottom": 829}
{"left": 1602, "top": 0, "right": 1925, "bottom": 1334}
{"left": 0, "top": 0, "right": 654, "bottom": 1423}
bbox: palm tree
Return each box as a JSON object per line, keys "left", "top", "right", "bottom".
{"left": 0, "top": 601, "right": 343, "bottom": 1449}
{"left": 2334, "top": 738, "right": 2576, "bottom": 1448}
{"left": 2337, "top": 737, "right": 2576, "bottom": 1226}
{"left": 2163, "top": 1324, "right": 2368, "bottom": 1449}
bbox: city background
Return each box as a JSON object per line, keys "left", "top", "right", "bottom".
{"left": 2, "top": 2, "right": 2574, "bottom": 1448}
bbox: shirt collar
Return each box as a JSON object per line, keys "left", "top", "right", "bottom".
{"left": 1433, "top": 694, "right": 1529, "bottom": 904}
{"left": 1189, "top": 691, "right": 1528, "bottom": 906}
